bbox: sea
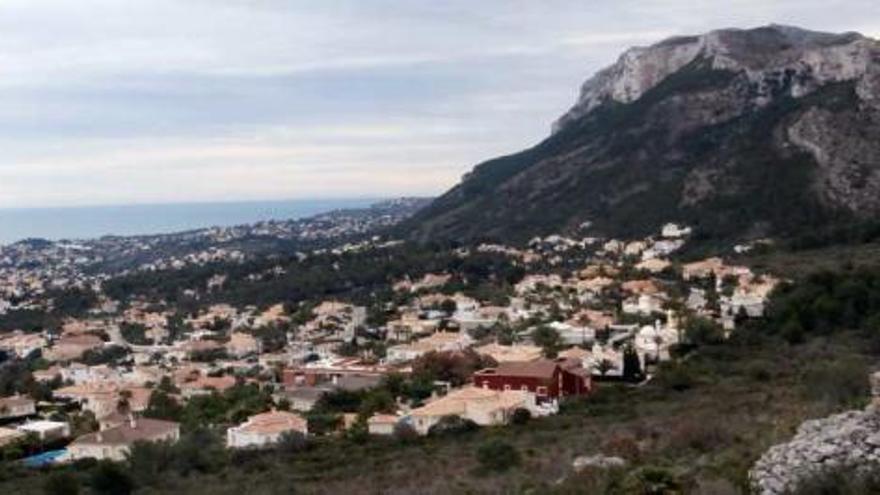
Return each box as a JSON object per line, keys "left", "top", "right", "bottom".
{"left": 0, "top": 198, "right": 381, "bottom": 245}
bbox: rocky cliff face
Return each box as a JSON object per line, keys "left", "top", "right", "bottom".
{"left": 404, "top": 25, "right": 880, "bottom": 244}
{"left": 750, "top": 372, "right": 880, "bottom": 494}
{"left": 553, "top": 25, "right": 879, "bottom": 131}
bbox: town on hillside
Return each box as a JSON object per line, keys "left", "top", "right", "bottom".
{"left": 0, "top": 216, "right": 780, "bottom": 466}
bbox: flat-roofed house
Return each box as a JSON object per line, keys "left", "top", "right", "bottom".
{"left": 17, "top": 420, "right": 70, "bottom": 441}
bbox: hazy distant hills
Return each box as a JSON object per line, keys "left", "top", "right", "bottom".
{"left": 403, "top": 25, "right": 880, "bottom": 245}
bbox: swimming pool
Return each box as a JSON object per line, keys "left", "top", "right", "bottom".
{"left": 22, "top": 449, "right": 67, "bottom": 468}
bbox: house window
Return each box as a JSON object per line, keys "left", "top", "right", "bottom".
{"left": 520, "top": 385, "right": 528, "bottom": 392}
{"left": 536, "top": 386, "right": 548, "bottom": 396}
{"left": 503, "top": 384, "right": 511, "bottom": 391}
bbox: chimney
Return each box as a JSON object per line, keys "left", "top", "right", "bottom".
{"left": 96, "top": 431, "right": 103, "bottom": 443}
{"left": 128, "top": 413, "right": 137, "bottom": 429}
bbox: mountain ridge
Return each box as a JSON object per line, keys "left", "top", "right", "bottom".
{"left": 402, "top": 25, "right": 880, "bottom": 245}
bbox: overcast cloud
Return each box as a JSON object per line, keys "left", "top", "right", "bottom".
{"left": 1, "top": 0, "right": 878, "bottom": 208}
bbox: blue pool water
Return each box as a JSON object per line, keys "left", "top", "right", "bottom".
{"left": 21, "top": 449, "right": 67, "bottom": 467}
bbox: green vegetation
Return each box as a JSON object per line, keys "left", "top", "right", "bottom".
{"left": 796, "top": 464, "right": 880, "bottom": 495}
{"left": 410, "top": 349, "right": 497, "bottom": 388}
{"left": 3, "top": 266, "right": 880, "bottom": 493}
{"left": 80, "top": 345, "right": 130, "bottom": 366}
{"left": 101, "top": 244, "right": 524, "bottom": 316}
{"left": 476, "top": 439, "right": 520, "bottom": 473}
{"left": 0, "top": 353, "right": 56, "bottom": 401}
{"left": 120, "top": 323, "right": 152, "bottom": 346}
{"left": 0, "top": 287, "right": 98, "bottom": 334}
{"left": 144, "top": 381, "right": 273, "bottom": 431}
{"left": 764, "top": 268, "right": 880, "bottom": 345}
{"left": 5, "top": 328, "right": 871, "bottom": 493}
{"left": 531, "top": 325, "right": 563, "bottom": 357}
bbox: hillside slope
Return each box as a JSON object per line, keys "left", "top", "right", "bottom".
{"left": 403, "top": 25, "right": 880, "bottom": 243}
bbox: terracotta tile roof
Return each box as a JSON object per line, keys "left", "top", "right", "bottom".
{"left": 334, "top": 374, "right": 383, "bottom": 392}
{"left": 71, "top": 418, "right": 178, "bottom": 446}
{"left": 411, "top": 386, "right": 529, "bottom": 418}
{"left": 0, "top": 395, "right": 35, "bottom": 409}
{"left": 558, "top": 347, "right": 591, "bottom": 360}
{"left": 621, "top": 279, "right": 660, "bottom": 295}
{"left": 56, "top": 334, "right": 104, "bottom": 347}
{"left": 179, "top": 375, "right": 237, "bottom": 392}
{"left": 234, "top": 411, "right": 307, "bottom": 435}
{"left": 475, "top": 343, "right": 543, "bottom": 363}
{"left": 367, "top": 414, "right": 399, "bottom": 425}
{"left": 475, "top": 360, "right": 559, "bottom": 380}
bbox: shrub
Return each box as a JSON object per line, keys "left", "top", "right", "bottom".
{"left": 127, "top": 440, "right": 174, "bottom": 487}
{"left": 668, "top": 422, "right": 730, "bottom": 454}
{"left": 276, "top": 431, "right": 309, "bottom": 455}
{"left": 392, "top": 422, "right": 420, "bottom": 444}
{"left": 427, "top": 415, "right": 478, "bottom": 437}
{"left": 802, "top": 358, "right": 869, "bottom": 408}
{"left": 476, "top": 439, "right": 521, "bottom": 472}
{"left": 43, "top": 472, "right": 80, "bottom": 495}
{"left": 532, "top": 325, "right": 563, "bottom": 357}
{"left": 601, "top": 434, "right": 641, "bottom": 462}
{"left": 120, "top": 322, "right": 152, "bottom": 345}
{"left": 411, "top": 350, "right": 497, "bottom": 387}
{"left": 655, "top": 362, "right": 699, "bottom": 392}
{"left": 796, "top": 463, "right": 880, "bottom": 495}
{"left": 89, "top": 461, "right": 133, "bottom": 495}
{"left": 621, "top": 466, "right": 683, "bottom": 494}
{"left": 510, "top": 408, "right": 532, "bottom": 426}
{"left": 685, "top": 317, "right": 725, "bottom": 347}
{"left": 781, "top": 317, "right": 805, "bottom": 344}
{"left": 170, "top": 428, "right": 229, "bottom": 476}
{"left": 306, "top": 413, "right": 343, "bottom": 436}
{"left": 744, "top": 360, "right": 773, "bottom": 382}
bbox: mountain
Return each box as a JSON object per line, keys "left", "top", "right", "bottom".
{"left": 403, "top": 25, "right": 880, "bottom": 245}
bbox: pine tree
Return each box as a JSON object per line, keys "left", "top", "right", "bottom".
{"left": 622, "top": 344, "right": 643, "bottom": 382}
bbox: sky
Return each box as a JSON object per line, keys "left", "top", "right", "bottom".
{"left": 0, "top": 0, "right": 878, "bottom": 209}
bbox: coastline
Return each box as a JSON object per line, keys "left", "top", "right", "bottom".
{"left": 0, "top": 198, "right": 382, "bottom": 244}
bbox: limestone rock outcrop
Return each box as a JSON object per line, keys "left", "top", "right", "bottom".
{"left": 750, "top": 372, "right": 880, "bottom": 494}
